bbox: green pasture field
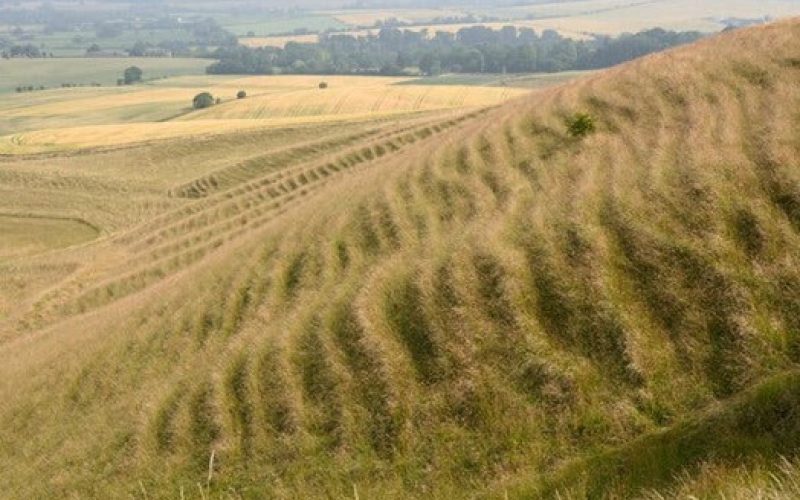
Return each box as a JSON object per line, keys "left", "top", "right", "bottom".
{"left": 218, "top": 14, "right": 347, "bottom": 36}
{"left": 0, "top": 58, "right": 209, "bottom": 94}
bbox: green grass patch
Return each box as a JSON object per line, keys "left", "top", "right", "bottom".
{"left": 506, "top": 370, "right": 800, "bottom": 498}
{"left": 220, "top": 14, "right": 346, "bottom": 36}
{"left": 0, "top": 58, "right": 208, "bottom": 94}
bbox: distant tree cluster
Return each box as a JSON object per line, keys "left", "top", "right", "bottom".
{"left": 127, "top": 41, "right": 175, "bottom": 57}
{"left": 121, "top": 19, "right": 236, "bottom": 58}
{"left": 14, "top": 82, "right": 104, "bottom": 92}
{"left": 61, "top": 82, "right": 103, "bottom": 88}
{"left": 1, "top": 4, "right": 237, "bottom": 59}
{"left": 2, "top": 43, "right": 47, "bottom": 58}
{"left": 15, "top": 85, "right": 46, "bottom": 92}
{"left": 207, "top": 26, "right": 704, "bottom": 76}
{"left": 189, "top": 18, "right": 239, "bottom": 47}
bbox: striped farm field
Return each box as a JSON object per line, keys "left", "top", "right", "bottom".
{"left": 239, "top": 34, "right": 320, "bottom": 48}
{"left": 180, "top": 82, "right": 531, "bottom": 121}
{"left": 0, "top": 113, "right": 450, "bottom": 153}
{"left": 0, "top": 120, "right": 283, "bottom": 154}
{"left": 0, "top": 74, "right": 532, "bottom": 154}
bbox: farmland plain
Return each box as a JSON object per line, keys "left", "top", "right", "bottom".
{"left": 0, "top": 57, "right": 209, "bottom": 94}
{"left": 0, "top": 73, "right": 533, "bottom": 152}
{"left": 219, "top": 13, "right": 347, "bottom": 36}
{"left": 240, "top": 0, "right": 800, "bottom": 48}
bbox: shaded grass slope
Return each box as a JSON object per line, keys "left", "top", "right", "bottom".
{"left": 509, "top": 370, "right": 800, "bottom": 498}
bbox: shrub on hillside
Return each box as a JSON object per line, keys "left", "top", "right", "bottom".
{"left": 319, "top": 82, "right": 328, "bottom": 89}
{"left": 193, "top": 92, "right": 215, "bottom": 109}
{"left": 236, "top": 90, "right": 246, "bottom": 99}
{"left": 566, "top": 112, "right": 596, "bottom": 138}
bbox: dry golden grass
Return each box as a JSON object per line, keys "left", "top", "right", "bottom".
{"left": 0, "top": 116, "right": 391, "bottom": 153}
{"left": 2, "top": 75, "right": 384, "bottom": 120}
{"left": 0, "top": 214, "right": 98, "bottom": 258}
{"left": 642, "top": 457, "right": 800, "bottom": 499}
{"left": 239, "top": 34, "right": 320, "bottom": 48}
{"left": 2, "top": 88, "right": 198, "bottom": 118}
{"left": 1, "top": 19, "right": 800, "bottom": 500}
{"left": 0, "top": 75, "right": 527, "bottom": 153}
{"left": 181, "top": 83, "right": 530, "bottom": 121}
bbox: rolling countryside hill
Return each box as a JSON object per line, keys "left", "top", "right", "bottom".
{"left": 1, "top": 18, "right": 800, "bottom": 498}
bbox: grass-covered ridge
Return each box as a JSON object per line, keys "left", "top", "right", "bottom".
{"left": 1, "top": 19, "right": 800, "bottom": 498}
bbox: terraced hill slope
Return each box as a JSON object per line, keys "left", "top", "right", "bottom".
{"left": 1, "top": 19, "right": 800, "bottom": 498}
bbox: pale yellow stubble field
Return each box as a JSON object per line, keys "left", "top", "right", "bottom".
{"left": 0, "top": 74, "right": 530, "bottom": 153}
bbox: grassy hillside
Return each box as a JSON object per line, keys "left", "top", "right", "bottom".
{"left": 1, "top": 19, "right": 800, "bottom": 498}
{"left": 510, "top": 370, "right": 800, "bottom": 497}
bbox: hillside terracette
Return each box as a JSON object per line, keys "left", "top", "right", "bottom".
{"left": 1, "top": 19, "right": 800, "bottom": 499}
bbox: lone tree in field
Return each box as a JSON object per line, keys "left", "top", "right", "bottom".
{"left": 319, "top": 81, "right": 328, "bottom": 89}
{"left": 193, "top": 92, "right": 215, "bottom": 109}
{"left": 123, "top": 66, "right": 142, "bottom": 85}
{"left": 236, "top": 90, "right": 246, "bottom": 99}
